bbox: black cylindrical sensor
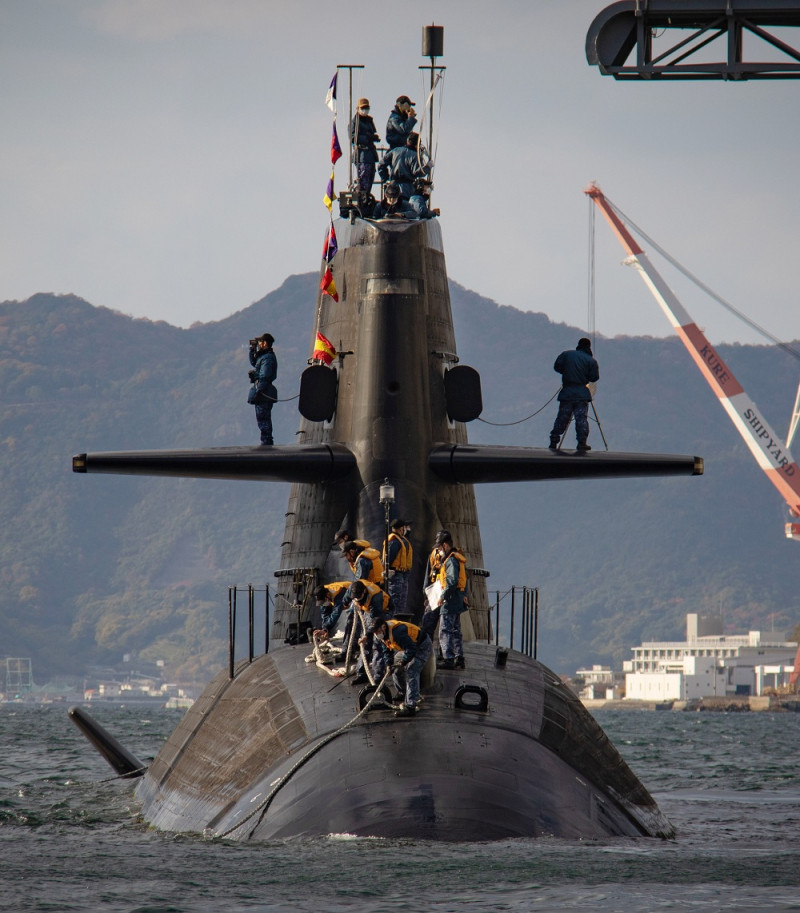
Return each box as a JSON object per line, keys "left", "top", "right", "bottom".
{"left": 422, "top": 24, "right": 444, "bottom": 58}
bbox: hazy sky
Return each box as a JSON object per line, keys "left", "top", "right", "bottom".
{"left": 2, "top": 0, "right": 799, "bottom": 346}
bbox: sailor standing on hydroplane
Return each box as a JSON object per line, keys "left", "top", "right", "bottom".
{"left": 548, "top": 337, "right": 599, "bottom": 452}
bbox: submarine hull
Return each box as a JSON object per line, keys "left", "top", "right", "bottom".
{"left": 135, "top": 640, "right": 671, "bottom": 841}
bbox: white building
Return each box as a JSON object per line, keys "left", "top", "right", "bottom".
{"left": 625, "top": 613, "right": 796, "bottom": 700}
{"left": 575, "top": 664, "right": 622, "bottom": 700}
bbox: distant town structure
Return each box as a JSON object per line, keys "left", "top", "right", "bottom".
{"left": 575, "top": 664, "right": 624, "bottom": 701}
{"left": 1, "top": 657, "right": 33, "bottom": 697}
{"left": 624, "top": 614, "right": 797, "bottom": 700}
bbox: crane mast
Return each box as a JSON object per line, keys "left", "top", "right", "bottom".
{"left": 585, "top": 183, "right": 800, "bottom": 541}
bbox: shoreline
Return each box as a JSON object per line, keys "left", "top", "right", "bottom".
{"left": 583, "top": 696, "right": 800, "bottom": 712}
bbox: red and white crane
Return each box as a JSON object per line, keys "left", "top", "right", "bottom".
{"left": 585, "top": 183, "right": 800, "bottom": 541}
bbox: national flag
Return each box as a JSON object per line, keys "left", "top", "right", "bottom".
{"left": 313, "top": 331, "right": 337, "bottom": 365}
{"left": 323, "top": 170, "right": 334, "bottom": 211}
{"left": 322, "top": 223, "right": 338, "bottom": 263}
{"left": 330, "top": 121, "right": 342, "bottom": 165}
{"left": 321, "top": 267, "right": 339, "bottom": 302}
{"left": 325, "top": 72, "right": 337, "bottom": 111}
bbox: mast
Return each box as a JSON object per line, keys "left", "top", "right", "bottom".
{"left": 420, "top": 25, "right": 445, "bottom": 163}
{"left": 586, "top": 183, "right": 800, "bottom": 540}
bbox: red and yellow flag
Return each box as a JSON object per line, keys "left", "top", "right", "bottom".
{"left": 321, "top": 267, "right": 338, "bottom": 302}
{"left": 313, "top": 332, "right": 337, "bottom": 365}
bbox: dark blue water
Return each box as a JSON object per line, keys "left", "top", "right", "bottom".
{"left": 2, "top": 704, "right": 799, "bottom": 912}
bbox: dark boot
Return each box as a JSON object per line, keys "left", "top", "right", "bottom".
{"left": 576, "top": 442, "right": 591, "bottom": 452}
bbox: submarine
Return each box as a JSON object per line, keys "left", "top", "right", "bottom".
{"left": 70, "top": 33, "right": 703, "bottom": 841}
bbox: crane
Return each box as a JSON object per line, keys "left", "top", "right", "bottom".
{"left": 585, "top": 182, "right": 800, "bottom": 541}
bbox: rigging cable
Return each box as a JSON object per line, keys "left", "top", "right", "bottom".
{"left": 476, "top": 388, "right": 561, "bottom": 426}
{"left": 607, "top": 198, "right": 800, "bottom": 363}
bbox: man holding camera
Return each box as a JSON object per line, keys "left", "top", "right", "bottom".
{"left": 385, "top": 95, "right": 417, "bottom": 149}
{"left": 247, "top": 333, "right": 277, "bottom": 446}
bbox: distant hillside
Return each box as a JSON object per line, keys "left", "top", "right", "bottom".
{"left": 1, "top": 277, "right": 799, "bottom": 682}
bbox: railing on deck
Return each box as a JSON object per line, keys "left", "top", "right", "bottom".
{"left": 227, "top": 585, "right": 271, "bottom": 680}
{"left": 226, "top": 582, "right": 540, "bottom": 678}
{"left": 487, "top": 586, "right": 539, "bottom": 660}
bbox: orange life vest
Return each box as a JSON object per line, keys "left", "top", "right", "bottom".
{"left": 437, "top": 549, "right": 467, "bottom": 591}
{"left": 387, "top": 533, "right": 413, "bottom": 572}
{"left": 382, "top": 619, "right": 425, "bottom": 651}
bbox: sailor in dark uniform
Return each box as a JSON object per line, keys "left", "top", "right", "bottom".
{"left": 349, "top": 97, "right": 380, "bottom": 194}
{"left": 247, "top": 333, "right": 277, "bottom": 446}
{"left": 385, "top": 94, "right": 417, "bottom": 149}
{"left": 549, "top": 337, "right": 599, "bottom": 452}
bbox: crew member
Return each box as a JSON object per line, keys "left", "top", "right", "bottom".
{"left": 549, "top": 337, "right": 599, "bottom": 452}
{"left": 372, "top": 181, "right": 413, "bottom": 219}
{"left": 408, "top": 178, "right": 439, "bottom": 220}
{"left": 385, "top": 94, "right": 417, "bottom": 149}
{"left": 436, "top": 530, "right": 468, "bottom": 670}
{"left": 247, "top": 333, "right": 277, "bottom": 446}
{"left": 373, "top": 618, "right": 433, "bottom": 717}
{"left": 378, "top": 132, "right": 430, "bottom": 200}
{"left": 385, "top": 518, "right": 413, "bottom": 615}
{"left": 344, "top": 579, "right": 392, "bottom": 684}
{"left": 349, "top": 97, "right": 380, "bottom": 194}
{"left": 332, "top": 529, "right": 371, "bottom": 551}
{"left": 342, "top": 540, "right": 384, "bottom": 585}
{"left": 312, "top": 581, "right": 352, "bottom": 639}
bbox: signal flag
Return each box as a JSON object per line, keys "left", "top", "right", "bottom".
{"left": 313, "top": 332, "right": 337, "bottom": 365}
{"left": 321, "top": 268, "right": 338, "bottom": 302}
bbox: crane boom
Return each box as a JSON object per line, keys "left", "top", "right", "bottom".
{"left": 585, "top": 183, "right": 800, "bottom": 539}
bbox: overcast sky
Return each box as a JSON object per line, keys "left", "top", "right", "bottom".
{"left": 2, "top": 0, "right": 799, "bottom": 348}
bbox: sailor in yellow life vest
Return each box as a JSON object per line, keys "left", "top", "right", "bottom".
{"left": 373, "top": 617, "right": 433, "bottom": 717}
{"left": 435, "top": 530, "right": 467, "bottom": 670}
{"left": 312, "top": 582, "right": 351, "bottom": 639}
{"left": 385, "top": 518, "right": 413, "bottom": 615}
{"left": 342, "top": 540, "right": 384, "bottom": 586}
{"left": 345, "top": 579, "right": 392, "bottom": 685}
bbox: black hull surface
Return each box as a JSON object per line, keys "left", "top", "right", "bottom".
{"left": 135, "top": 641, "right": 672, "bottom": 841}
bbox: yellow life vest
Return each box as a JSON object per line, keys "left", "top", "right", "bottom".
{"left": 354, "top": 579, "right": 391, "bottom": 614}
{"left": 383, "top": 619, "right": 424, "bottom": 651}
{"left": 427, "top": 547, "right": 443, "bottom": 582}
{"left": 437, "top": 549, "right": 467, "bottom": 591}
{"left": 350, "top": 546, "right": 384, "bottom": 584}
{"left": 324, "top": 581, "right": 351, "bottom": 600}
{"left": 387, "top": 533, "right": 413, "bottom": 572}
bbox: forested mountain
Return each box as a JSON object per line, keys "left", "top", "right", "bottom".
{"left": 2, "top": 276, "right": 799, "bottom": 683}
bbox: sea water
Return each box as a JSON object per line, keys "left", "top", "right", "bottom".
{"left": 1, "top": 704, "right": 799, "bottom": 912}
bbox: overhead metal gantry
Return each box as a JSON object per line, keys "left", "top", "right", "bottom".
{"left": 586, "top": 0, "right": 800, "bottom": 79}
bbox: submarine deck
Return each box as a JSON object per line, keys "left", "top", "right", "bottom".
{"left": 135, "top": 640, "right": 673, "bottom": 842}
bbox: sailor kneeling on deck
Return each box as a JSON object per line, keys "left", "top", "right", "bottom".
{"left": 373, "top": 618, "right": 432, "bottom": 717}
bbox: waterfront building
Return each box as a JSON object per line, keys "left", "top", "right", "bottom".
{"left": 575, "top": 664, "right": 623, "bottom": 700}
{"left": 624, "top": 613, "right": 797, "bottom": 700}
